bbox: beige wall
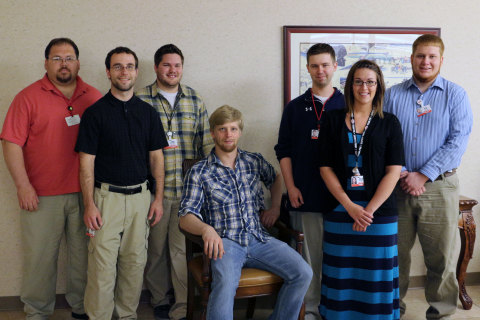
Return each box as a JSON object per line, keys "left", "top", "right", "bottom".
{"left": 0, "top": 0, "right": 479, "bottom": 296}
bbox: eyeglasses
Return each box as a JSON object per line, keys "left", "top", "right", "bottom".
{"left": 353, "top": 80, "right": 377, "bottom": 87}
{"left": 49, "top": 56, "right": 77, "bottom": 64}
{"left": 111, "top": 64, "right": 136, "bottom": 72}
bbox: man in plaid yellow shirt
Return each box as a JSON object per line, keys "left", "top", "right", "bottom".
{"left": 136, "top": 44, "right": 213, "bottom": 320}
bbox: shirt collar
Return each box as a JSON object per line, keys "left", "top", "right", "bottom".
{"left": 207, "top": 147, "right": 245, "bottom": 168}
{"left": 106, "top": 90, "right": 136, "bottom": 106}
{"left": 151, "top": 81, "right": 185, "bottom": 98}
{"left": 407, "top": 75, "right": 445, "bottom": 92}
{"left": 303, "top": 87, "right": 339, "bottom": 102}
{"left": 40, "top": 74, "right": 87, "bottom": 98}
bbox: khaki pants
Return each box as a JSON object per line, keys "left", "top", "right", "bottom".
{"left": 20, "top": 193, "right": 87, "bottom": 320}
{"left": 84, "top": 182, "right": 150, "bottom": 320}
{"left": 396, "top": 174, "right": 459, "bottom": 319}
{"left": 145, "top": 197, "right": 187, "bottom": 320}
{"left": 290, "top": 211, "right": 323, "bottom": 320}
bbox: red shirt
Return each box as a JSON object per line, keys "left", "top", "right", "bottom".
{"left": 0, "top": 75, "right": 102, "bottom": 196}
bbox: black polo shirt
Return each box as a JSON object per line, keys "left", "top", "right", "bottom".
{"left": 76, "top": 91, "right": 167, "bottom": 186}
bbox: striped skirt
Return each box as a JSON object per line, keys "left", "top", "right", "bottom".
{"left": 319, "top": 212, "right": 400, "bottom": 320}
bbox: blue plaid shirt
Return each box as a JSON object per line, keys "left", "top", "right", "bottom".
{"left": 179, "top": 148, "right": 276, "bottom": 245}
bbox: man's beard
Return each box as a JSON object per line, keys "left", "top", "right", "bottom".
{"left": 56, "top": 68, "right": 73, "bottom": 83}
{"left": 413, "top": 69, "right": 440, "bottom": 84}
{"left": 112, "top": 79, "right": 134, "bottom": 92}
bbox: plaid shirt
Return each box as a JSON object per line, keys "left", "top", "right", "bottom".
{"left": 179, "top": 148, "right": 276, "bottom": 245}
{"left": 136, "top": 82, "right": 213, "bottom": 199}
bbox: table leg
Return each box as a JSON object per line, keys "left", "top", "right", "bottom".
{"left": 456, "top": 210, "right": 476, "bottom": 310}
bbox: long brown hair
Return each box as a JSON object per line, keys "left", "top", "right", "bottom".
{"left": 344, "top": 59, "right": 385, "bottom": 118}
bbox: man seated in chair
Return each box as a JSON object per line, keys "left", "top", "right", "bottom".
{"left": 178, "top": 105, "right": 313, "bottom": 320}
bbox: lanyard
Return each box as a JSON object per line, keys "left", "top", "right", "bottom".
{"left": 350, "top": 109, "right": 374, "bottom": 170}
{"left": 159, "top": 99, "right": 176, "bottom": 132}
{"left": 311, "top": 90, "right": 333, "bottom": 129}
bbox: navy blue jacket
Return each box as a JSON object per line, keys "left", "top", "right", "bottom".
{"left": 275, "top": 88, "right": 345, "bottom": 212}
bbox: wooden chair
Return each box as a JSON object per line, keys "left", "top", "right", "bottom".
{"left": 180, "top": 159, "right": 306, "bottom": 320}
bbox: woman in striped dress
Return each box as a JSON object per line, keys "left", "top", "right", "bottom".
{"left": 318, "top": 59, "right": 405, "bottom": 320}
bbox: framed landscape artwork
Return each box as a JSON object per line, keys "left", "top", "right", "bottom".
{"left": 283, "top": 26, "right": 441, "bottom": 104}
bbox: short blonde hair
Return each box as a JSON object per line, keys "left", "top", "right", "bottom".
{"left": 413, "top": 34, "right": 444, "bottom": 56}
{"left": 209, "top": 105, "right": 244, "bottom": 130}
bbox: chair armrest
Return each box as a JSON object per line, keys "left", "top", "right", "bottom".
{"left": 274, "top": 220, "right": 304, "bottom": 243}
{"left": 275, "top": 193, "right": 305, "bottom": 254}
{"left": 274, "top": 220, "right": 305, "bottom": 255}
{"left": 179, "top": 225, "right": 212, "bottom": 285}
{"left": 179, "top": 226, "right": 204, "bottom": 248}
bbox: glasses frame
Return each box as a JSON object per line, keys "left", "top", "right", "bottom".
{"left": 353, "top": 80, "right": 377, "bottom": 87}
{"left": 49, "top": 56, "right": 78, "bottom": 64}
{"left": 111, "top": 64, "right": 136, "bottom": 72}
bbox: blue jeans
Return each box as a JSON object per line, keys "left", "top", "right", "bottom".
{"left": 207, "top": 234, "right": 313, "bottom": 320}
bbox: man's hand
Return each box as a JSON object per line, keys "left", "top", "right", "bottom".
{"left": 399, "top": 170, "right": 409, "bottom": 179}
{"left": 17, "top": 183, "right": 39, "bottom": 211}
{"left": 84, "top": 204, "right": 103, "bottom": 230}
{"left": 400, "top": 172, "right": 428, "bottom": 196}
{"left": 202, "top": 225, "right": 224, "bottom": 260}
{"left": 346, "top": 203, "right": 373, "bottom": 229}
{"left": 148, "top": 198, "right": 163, "bottom": 226}
{"left": 287, "top": 186, "right": 304, "bottom": 208}
{"left": 407, "top": 186, "right": 426, "bottom": 196}
{"left": 260, "top": 207, "right": 280, "bottom": 228}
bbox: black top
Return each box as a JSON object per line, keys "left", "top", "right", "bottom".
{"left": 76, "top": 91, "right": 168, "bottom": 186}
{"left": 275, "top": 88, "right": 345, "bottom": 213}
{"left": 318, "top": 109, "right": 405, "bottom": 216}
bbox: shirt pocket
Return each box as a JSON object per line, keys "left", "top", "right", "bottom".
{"left": 177, "top": 111, "right": 197, "bottom": 132}
{"left": 209, "top": 179, "right": 234, "bottom": 205}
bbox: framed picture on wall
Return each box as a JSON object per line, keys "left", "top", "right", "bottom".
{"left": 283, "top": 26, "right": 441, "bottom": 105}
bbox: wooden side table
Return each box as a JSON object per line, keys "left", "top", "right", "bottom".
{"left": 457, "top": 195, "right": 478, "bottom": 310}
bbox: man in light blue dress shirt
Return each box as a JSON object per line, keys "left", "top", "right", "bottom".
{"left": 384, "top": 34, "right": 472, "bottom": 319}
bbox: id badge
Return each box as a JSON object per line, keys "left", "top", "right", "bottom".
{"left": 351, "top": 175, "right": 364, "bottom": 187}
{"left": 416, "top": 104, "right": 432, "bottom": 117}
{"left": 165, "top": 132, "right": 178, "bottom": 149}
{"left": 165, "top": 138, "right": 178, "bottom": 149}
{"left": 65, "top": 114, "right": 80, "bottom": 126}
{"left": 416, "top": 99, "right": 432, "bottom": 117}
{"left": 311, "top": 129, "right": 319, "bottom": 139}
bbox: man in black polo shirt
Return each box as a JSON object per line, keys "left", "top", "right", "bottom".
{"left": 76, "top": 47, "right": 168, "bottom": 320}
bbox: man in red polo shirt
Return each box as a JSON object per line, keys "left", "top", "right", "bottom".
{"left": 1, "top": 38, "right": 102, "bottom": 320}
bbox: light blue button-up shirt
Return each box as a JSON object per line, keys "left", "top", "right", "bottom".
{"left": 384, "top": 75, "right": 472, "bottom": 181}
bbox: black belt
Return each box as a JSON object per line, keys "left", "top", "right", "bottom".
{"left": 94, "top": 181, "right": 143, "bottom": 195}
{"left": 433, "top": 169, "right": 456, "bottom": 181}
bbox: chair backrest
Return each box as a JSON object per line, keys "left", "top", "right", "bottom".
{"left": 182, "top": 158, "right": 201, "bottom": 176}
{"left": 182, "top": 158, "right": 204, "bottom": 255}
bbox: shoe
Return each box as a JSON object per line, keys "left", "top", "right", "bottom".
{"left": 153, "top": 304, "right": 171, "bottom": 320}
{"left": 72, "top": 312, "right": 89, "bottom": 319}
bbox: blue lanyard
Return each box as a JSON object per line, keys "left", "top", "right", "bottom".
{"left": 350, "top": 109, "right": 374, "bottom": 171}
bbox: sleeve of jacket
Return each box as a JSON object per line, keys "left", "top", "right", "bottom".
{"left": 318, "top": 110, "right": 336, "bottom": 168}
{"left": 385, "top": 114, "right": 405, "bottom": 167}
{"left": 274, "top": 103, "right": 293, "bottom": 160}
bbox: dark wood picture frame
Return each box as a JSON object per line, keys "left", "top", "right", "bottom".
{"left": 283, "top": 26, "right": 441, "bottom": 105}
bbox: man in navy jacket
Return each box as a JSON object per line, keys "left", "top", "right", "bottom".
{"left": 275, "top": 43, "right": 345, "bottom": 320}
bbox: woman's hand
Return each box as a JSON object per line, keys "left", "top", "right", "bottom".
{"left": 353, "top": 221, "right": 367, "bottom": 232}
{"left": 346, "top": 203, "right": 373, "bottom": 230}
